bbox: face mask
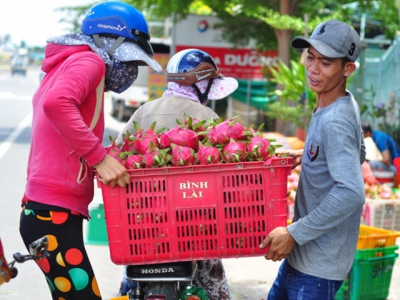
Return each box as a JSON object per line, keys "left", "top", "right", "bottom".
{"left": 105, "top": 59, "right": 138, "bottom": 93}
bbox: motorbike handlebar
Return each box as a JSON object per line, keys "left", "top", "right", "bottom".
{"left": 7, "top": 236, "right": 50, "bottom": 279}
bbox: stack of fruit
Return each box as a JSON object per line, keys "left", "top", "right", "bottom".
{"left": 105, "top": 116, "right": 283, "bottom": 169}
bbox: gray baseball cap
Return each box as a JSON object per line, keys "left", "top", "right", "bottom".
{"left": 291, "top": 20, "right": 361, "bottom": 62}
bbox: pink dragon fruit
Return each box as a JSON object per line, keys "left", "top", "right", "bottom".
{"left": 121, "top": 137, "right": 142, "bottom": 154}
{"left": 245, "top": 123, "right": 267, "bottom": 140}
{"left": 206, "top": 117, "right": 249, "bottom": 145}
{"left": 142, "top": 151, "right": 170, "bottom": 168}
{"left": 105, "top": 136, "right": 124, "bottom": 164}
{"left": 132, "top": 121, "right": 165, "bottom": 139}
{"left": 176, "top": 114, "right": 208, "bottom": 132}
{"left": 159, "top": 126, "right": 200, "bottom": 151}
{"left": 159, "top": 132, "right": 170, "bottom": 149}
{"left": 122, "top": 121, "right": 164, "bottom": 154}
{"left": 180, "top": 116, "right": 209, "bottom": 141}
{"left": 170, "top": 144, "right": 196, "bottom": 166}
{"left": 142, "top": 144, "right": 171, "bottom": 168}
{"left": 142, "top": 152, "right": 158, "bottom": 168}
{"left": 125, "top": 154, "right": 143, "bottom": 169}
{"left": 184, "top": 117, "right": 207, "bottom": 132}
{"left": 197, "top": 144, "right": 221, "bottom": 165}
{"left": 247, "top": 136, "right": 271, "bottom": 161}
{"left": 221, "top": 139, "right": 248, "bottom": 163}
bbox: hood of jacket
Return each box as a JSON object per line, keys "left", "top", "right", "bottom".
{"left": 41, "top": 43, "right": 92, "bottom": 74}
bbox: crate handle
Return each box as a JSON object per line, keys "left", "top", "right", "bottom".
{"left": 280, "top": 159, "right": 288, "bottom": 165}
{"left": 361, "top": 253, "right": 398, "bottom": 262}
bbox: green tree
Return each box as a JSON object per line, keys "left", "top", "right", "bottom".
{"left": 265, "top": 58, "right": 316, "bottom": 130}
{"left": 56, "top": 4, "right": 98, "bottom": 33}
{"left": 122, "top": 0, "right": 398, "bottom": 65}
{"left": 59, "top": 1, "right": 399, "bottom": 66}
{"left": 58, "top": 0, "right": 399, "bottom": 134}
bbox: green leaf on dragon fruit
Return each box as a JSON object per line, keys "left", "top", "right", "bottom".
{"left": 257, "top": 123, "right": 265, "bottom": 131}
{"left": 271, "top": 143, "right": 283, "bottom": 150}
{"left": 133, "top": 120, "right": 141, "bottom": 132}
{"left": 155, "top": 127, "right": 166, "bottom": 135}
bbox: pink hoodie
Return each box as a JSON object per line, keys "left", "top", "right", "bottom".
{"left": 24, "top": 44, "right": 107, "bottom": 217}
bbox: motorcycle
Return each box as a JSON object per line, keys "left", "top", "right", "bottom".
{"left": 0, "top": 235, "right": 49, "bottom": 286}
{"left": 118, "top": 261, "right": 207, "bottom": 300}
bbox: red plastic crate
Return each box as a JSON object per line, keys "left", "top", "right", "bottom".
{"left": 97, "top": 157, "right": 292, "bottom": 265}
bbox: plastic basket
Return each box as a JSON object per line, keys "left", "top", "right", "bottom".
{"left": 335, "top": 246, "right": 398, "bottom": 300}
{"left": 372, "top": 170, "right": 395, "bottom": 187}
{"left": 97, "top": 157, "right": 292, "bottom": 265}
{"left": 354, "top": 245, "right": 398, "bottom": 259}
{"left": 334, "top": 278, "right": 349, "bottom": 300}
{"left": 357, "top": 225, "right": 400, "bottom": 249}
{"left": 361, "top": 199, "right": 400, "bottom": 231}
{"left": 349, "top": 252, "right": 398, "bottom": 299}
{"left": 85, "top": 204, "right": 108, "bottom": 245}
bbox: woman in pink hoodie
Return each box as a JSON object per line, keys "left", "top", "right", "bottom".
{"left": 19, "top": 2, "right": 161, "bottom": 299}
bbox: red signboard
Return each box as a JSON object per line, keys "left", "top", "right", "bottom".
{"left": 173, "top": 15, "right": 277, "bottom": 80}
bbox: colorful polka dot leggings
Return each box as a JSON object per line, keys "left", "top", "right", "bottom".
{"left": 19, "top": 205, "right": 102, "bottom": 300}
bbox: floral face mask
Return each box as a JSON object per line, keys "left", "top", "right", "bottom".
{"left": 105, "top": 59, "right": 138, "bottom": 93}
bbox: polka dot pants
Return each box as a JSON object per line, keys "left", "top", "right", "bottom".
{"left": 19, "top": 206, "right": 101, "bottom": 300}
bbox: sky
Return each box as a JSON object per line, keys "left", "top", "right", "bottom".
{"left": 0, "top": 0, "right": 95, "bottom": 47}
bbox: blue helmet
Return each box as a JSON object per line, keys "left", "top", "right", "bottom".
{"left": 166, "top": 49, "right": 221, "bottom": 86}
{"left": 81, "top": 1, "right": 154, "bottom": 56}
{"left": 165, "top": 49, "right": 225, "bottom": 104}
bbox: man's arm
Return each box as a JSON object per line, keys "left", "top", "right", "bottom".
{"left": 381, "top": 149, "right": 392, "bottom": 166}
{"left": 277, "top": 149, "right": 303, "bottom": 169}
{"left": 259, "top": 226, "right": 296, "bottom": 261}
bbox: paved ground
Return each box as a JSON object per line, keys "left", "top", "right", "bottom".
{"left": 75, "top": 229, "right": 400, "bottom": 300}
{"left": 4, "top": 243, "right": 399, "bottom": 300}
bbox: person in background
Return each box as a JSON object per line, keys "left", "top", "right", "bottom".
{"left": 361, "top": 121, "right": 400, "bottom": 173}
{"left": 116, "top": 48, "right": 237, "bottom": 300}
{"left": 260, "top": 20, "right": 366, "bottom": 299}
{"left": 19, "top": 2, "right": 161, "bottom": 299}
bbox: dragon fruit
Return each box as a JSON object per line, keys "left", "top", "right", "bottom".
{"left": 179, "top": 116, "right": 209, "bottom": 141}
{"left": 105, "top": 136, "right": 124, "bottom": 164}
{"left": 197, "top": 143, "right": 221, "bottom": 165}
{"left": 122, "top": 121, "right": 164, "bottom": 154}
{"left": 105, "top": 115, "right": 285, "bottom": 169}
{"left": 142, "top": 144, "right": 171, "bottom": 168}
{"left": 121, "top": 137, "right": 142, "bottom": 154}
{"left": 221, "top": 139, "right": 248, "bottom": 163}
{"left": 176, "top": 114, "right": 208, "bottom": 132}
{"left": 185, "top": 117, "right": 207, "bottom": 132}
{"left": 206, "top": 117, "right": 249, "bottom": 145}
{"left": 132, "top": 121, "right": 165, "bottom": 139}
{"left": 247, "top": 136, "right": 271, "bottom": 161}
{"left": 170, "top": 144, "right": 196, "bottom": 166}
{"left": 181, "top": 115, "right": 207, "bottom": 132}
{"left": 142, "top": 151, "right": 170, "bottom": 168}
{"left": 160, "top": 126, "right": 200, "bottom": 151}
{"left": 125, "top": 154, "right": 143, "bottom": 169}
